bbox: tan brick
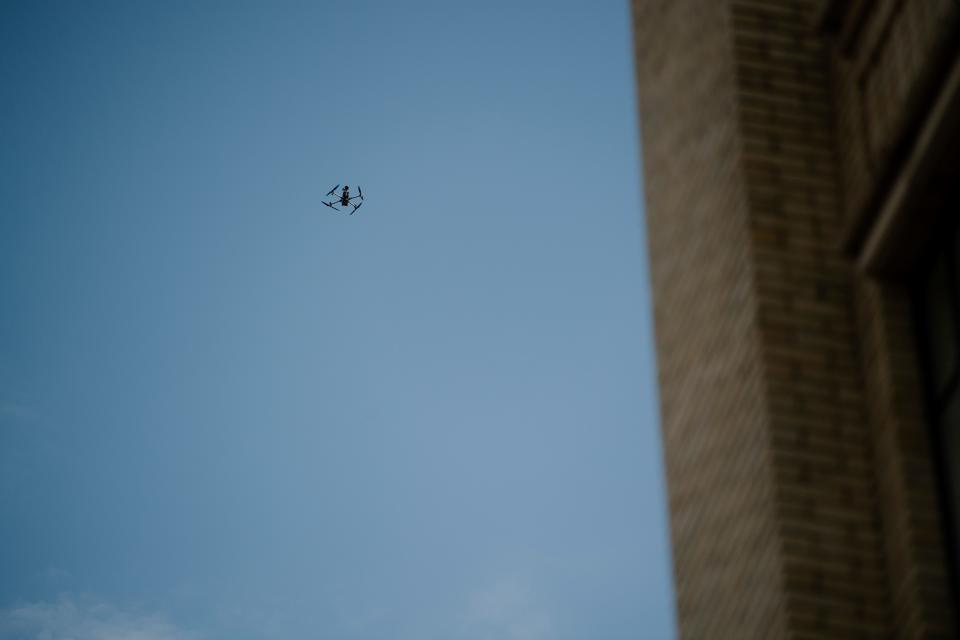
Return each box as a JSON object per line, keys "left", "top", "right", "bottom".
{"left": 633, "top": 0, "right": 957, "bottom": 637}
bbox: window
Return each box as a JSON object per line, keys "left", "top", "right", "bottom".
{"left": 914, "top": 209, "right": 960, "bottom": 593}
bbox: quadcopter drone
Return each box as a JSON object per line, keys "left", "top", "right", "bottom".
{"left": 323, "top": 184, "right": 363, "bottom": 214}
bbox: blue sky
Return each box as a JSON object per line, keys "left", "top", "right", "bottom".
{"left": 0, "top": 1, "right": 674, "bottom": 638}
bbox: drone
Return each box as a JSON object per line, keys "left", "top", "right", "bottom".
{"left": 323, "top": 184, "right": 363, "bottom": 214}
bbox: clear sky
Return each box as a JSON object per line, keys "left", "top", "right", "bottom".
{"left": 0, "top": 1, "right": 675, "bottom": 638}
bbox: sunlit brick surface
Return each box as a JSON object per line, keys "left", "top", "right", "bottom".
{"left": 633, "top": 1, "right": 787, "bottom": 636}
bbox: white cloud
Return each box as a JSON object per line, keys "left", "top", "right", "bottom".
{"left": 464, "top": 579, "right": 552, "bottom": 640}
{"left": 0, "top": 595, "right": 199, "bottom": 640}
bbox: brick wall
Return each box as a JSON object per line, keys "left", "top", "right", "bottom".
{"left": 632, "top": 1, "right": 788, "bottom": 636}
{"left": 731, "top": 2, "right": 891, "bottom": 636}
{"left": 633, "top": 0, "right": 956, "bottom": 637}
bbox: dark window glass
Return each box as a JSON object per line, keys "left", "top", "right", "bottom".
{"left": 914, "top": 212, "right": 960, "bottom": 594}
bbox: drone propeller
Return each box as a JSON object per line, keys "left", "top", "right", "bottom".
{"left": 326, "top": 184, "right": 339, "bottom": 197}
{"left": 322, "top": 201, "right": 339, "bottom": 212}
{"left": 357, "top": 186, "right": 363, "bottom": 201}
{"left": 351, "top": 202, "right": 363, "bottom": 215}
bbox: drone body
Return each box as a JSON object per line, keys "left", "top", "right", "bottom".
{"left": 323, "top": 184, "right": 363, "bottom": 214}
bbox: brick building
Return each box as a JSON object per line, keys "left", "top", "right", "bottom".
{"left": 631, "top": 1, "right": 960, "bottom": 637}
